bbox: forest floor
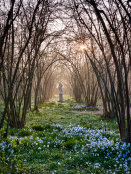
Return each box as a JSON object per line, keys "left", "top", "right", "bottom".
{"left": 73, "top": 106, "right": 103, "bottom": 115}
{"left": 0, "top": 96, "right": 131, "bottom": 174}
{"left": 74, "top": 100, "right": 131, "bottom": 117}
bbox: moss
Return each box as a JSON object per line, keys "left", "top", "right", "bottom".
{"left": 63, "top": 139, "right": 76, "bottom": 149}
{"left": 31, "top": 124, "right": 44, "bottom": 131}
{"left": 18, "top": 129, "right": 32, "bottom": 137}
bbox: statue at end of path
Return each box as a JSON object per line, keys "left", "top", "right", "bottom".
{"left": 58, "top": 82, "right": 63, "bottom": 94}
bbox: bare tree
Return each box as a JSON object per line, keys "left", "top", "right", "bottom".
{"left": 0, "top": 0, "right": 58, "bottom": 137}
{"left": 72, "top": 0, "right": 131, "bottom": 143}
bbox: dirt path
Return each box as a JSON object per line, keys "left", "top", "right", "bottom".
{"left": 73, "top": 106, "right": 103, "bottom": 115}
{"left": 73, "top": 106, "right": 131, "bottom": 116}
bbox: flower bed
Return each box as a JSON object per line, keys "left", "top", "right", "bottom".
{"left": 0, "top": 124, "right": 131, "bottom": 173}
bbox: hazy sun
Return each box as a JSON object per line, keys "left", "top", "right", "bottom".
{"left": 80, "top": 45, "right": 86, "bottom": 50}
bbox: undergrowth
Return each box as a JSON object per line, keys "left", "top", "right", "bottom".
{"left": 0, "top": 96, "right": 130, "bottom": 174}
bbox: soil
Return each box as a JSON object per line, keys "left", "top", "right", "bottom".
{"left": 73, "top": 104, "right": 131, "bottom": 116}
{"left": 73, "top": 106, "right": 103, "bottom": 115}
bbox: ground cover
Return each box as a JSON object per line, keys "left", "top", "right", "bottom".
{"left": 0, "top": 97, "right": 131, "bottom": 173}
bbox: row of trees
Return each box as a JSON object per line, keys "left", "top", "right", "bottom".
{"left": 0, "top": 0, "right": 131, "bottom": 143}
{"left": 0, "top": 0, "right": 66, "bottom": 137}
{"left": 53, "top": 0, "right": 131, "bottom": 143}
{"left": 71, "top": 0, "right": 131, "bottom": 143}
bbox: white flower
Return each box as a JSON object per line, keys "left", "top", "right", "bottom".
{"left": 94, "top": 163, "right": 100, "bottom": 168}
{"left": 119, "top": 164, "right": 122, "bottom": 168}
{"left": 38, "top": 147, "right": 41, "bottom": 150}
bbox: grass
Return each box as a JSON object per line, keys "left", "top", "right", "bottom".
{"left": 0, "top": 96, "right": 131, "bottom": 173}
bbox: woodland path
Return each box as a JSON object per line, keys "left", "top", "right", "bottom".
{"left": 73, "top": 105, "right": 131, "bottom": 116}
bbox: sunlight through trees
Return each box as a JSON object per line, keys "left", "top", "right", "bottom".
{"left": 0, "top": 0, "right": 131, "bottom": 144}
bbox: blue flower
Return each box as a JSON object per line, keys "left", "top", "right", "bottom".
{"left": 123, "top": 154, "right": 126, "bottom": 158}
